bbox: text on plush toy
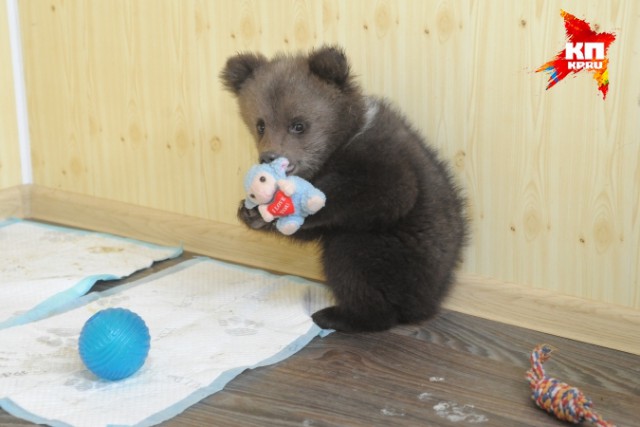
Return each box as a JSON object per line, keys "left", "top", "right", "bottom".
{"left": 267, "top": 190, "right": 295, "bottom": 216}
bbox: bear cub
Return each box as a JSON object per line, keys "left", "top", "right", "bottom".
{"left": 221, "top": 46, "right": 468, "bottom": 332}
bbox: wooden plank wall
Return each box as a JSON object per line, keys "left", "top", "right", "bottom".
{"left": 0, "top": 0, "right": 21, "bottom": 188}
{"left": 15, "top": 0, "right": 640, "bottom": 309}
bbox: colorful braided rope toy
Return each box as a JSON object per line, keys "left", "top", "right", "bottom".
{"left": 526, "top": 344, "right": 614, "bottom": 427}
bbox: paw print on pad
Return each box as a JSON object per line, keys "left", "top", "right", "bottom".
{"left": 65, "top": 371, "right": 112, "bottom": 391}
{"left": 218, "top": 315, "right": 264, "bottom": 336}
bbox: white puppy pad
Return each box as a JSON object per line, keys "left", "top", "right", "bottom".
{"left": 0, "top": 219, "right": 182, "bottom": 329}
{"left": 0, "top": 257, "right": 333, "bottom": 427}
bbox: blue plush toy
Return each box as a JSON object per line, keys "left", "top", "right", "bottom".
{"left": 244, "top": 157, "right": 326, "bottom": 235}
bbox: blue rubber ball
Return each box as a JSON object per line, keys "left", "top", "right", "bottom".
{"left": 78, "top": 308, "right": 150, "bottom": 381}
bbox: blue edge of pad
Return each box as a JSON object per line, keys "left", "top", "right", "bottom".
{"left": 0, "top": 218, "right": 184, "bottom": 330}
{"left": 0, "top": 257, "right": 334, "bottom": 427}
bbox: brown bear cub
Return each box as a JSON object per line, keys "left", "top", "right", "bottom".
{"left": 221, "top": 46, "right": 468, "bottom": 332}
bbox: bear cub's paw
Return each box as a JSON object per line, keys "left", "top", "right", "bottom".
{"left": 312, "top": 306, "right": 398, "bottom": 333}
{"left": 237, "top": 202, "right": 271, "bottom": 230}
{"left": 312, "top": 306, "right": 347, "bottom": 331}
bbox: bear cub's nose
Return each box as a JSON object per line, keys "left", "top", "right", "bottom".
{"left": 259, "top": 151, "right": 280, "bottom": 164}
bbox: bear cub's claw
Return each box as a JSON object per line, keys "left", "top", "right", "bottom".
{"left": 237, "top": 202, "right": 271, "bottom": 230}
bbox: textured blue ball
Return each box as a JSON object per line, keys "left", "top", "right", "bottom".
{"left": 78, "top": 308, "right": 150, "bottom": 381}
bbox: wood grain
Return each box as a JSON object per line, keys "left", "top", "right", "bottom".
{"left": 0, "top": 185, "right": 26, "bottom": 218}
{"left": 0, "top": 1, "right": 21, "bottom": 188}
{"left": 15, "top": 1, "right": 640, "bottom": 309}
{"left": 5, "top": 302, "right": 637, "bottom": 426}
{"left": 1, "top": 202, "right": 639, "bottom": 426}
{"left": 3, "top": 184, "right": 639, "bottom": 355}
{"left": 151, "top": 306, "right": 640, "bottom": 426}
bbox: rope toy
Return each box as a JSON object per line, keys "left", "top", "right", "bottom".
{"left": 526, "top": 344, "right": 615, "bottom": 427}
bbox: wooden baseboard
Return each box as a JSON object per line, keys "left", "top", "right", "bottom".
{"left": 2, "top": 185, "right": 639, "bottom": 355}
{"left": 443, "top": 275, "right": 640, "bottom": 355}
{"left": 24, "top": 184, "right": 324, "bottom": 280}
{"left": 0, "top": 185, "right": 29, "bottom": 218}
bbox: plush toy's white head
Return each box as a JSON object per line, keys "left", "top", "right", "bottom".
{"left": 245, "top": 170, "right": 278, "bottom": 207}
{"left": 243, "top": 157, "right": 290, "bottom": 209}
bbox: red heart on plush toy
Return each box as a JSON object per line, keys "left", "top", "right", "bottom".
{"left": 267, "top": 190, "right": 295, "bottom": 217}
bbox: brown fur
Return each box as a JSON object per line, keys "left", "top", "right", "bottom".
{"left": 221, "top": 46, "right": 468, "bottom": 332}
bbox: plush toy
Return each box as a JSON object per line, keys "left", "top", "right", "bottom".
{"left": 243, "top": 157, "right": 326, "bottom": 235}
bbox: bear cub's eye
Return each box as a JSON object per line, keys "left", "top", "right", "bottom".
{"left": 289, "top": 122, "right": 305, "bottom": 134}
{"left": 256, "top": 119, "right": 266, "bottom": 136}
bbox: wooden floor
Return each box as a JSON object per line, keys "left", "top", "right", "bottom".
{"left": 1, "top": 253, "right": 638, "bottom": 427}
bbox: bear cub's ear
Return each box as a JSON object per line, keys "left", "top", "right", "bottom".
{"left": 308, "top": 46, "right": 351, "bottom": 88}
{"left": 220, "top": 53, "right": 268, "bottom": 94}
